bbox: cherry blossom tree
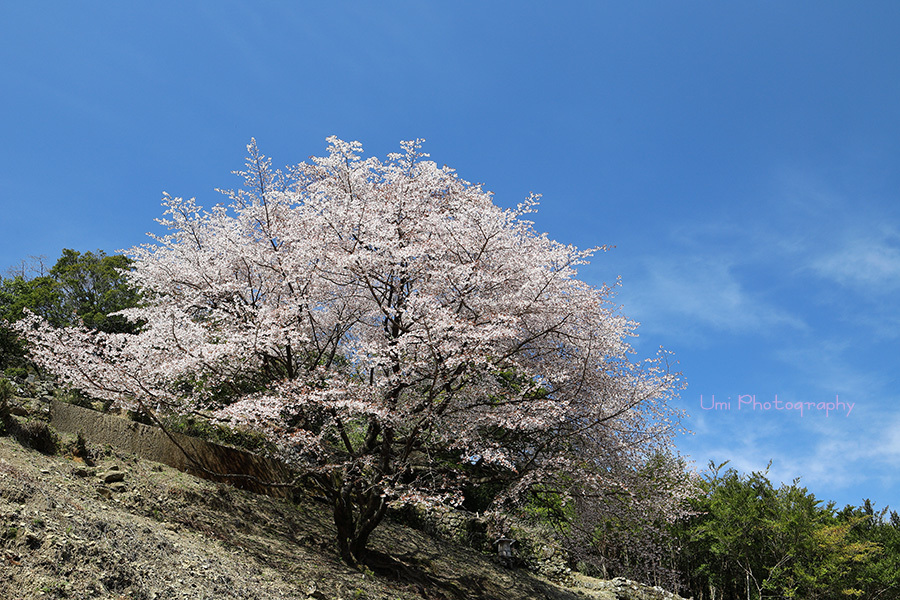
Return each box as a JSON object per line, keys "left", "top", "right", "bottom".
{"left": 20, "top": 137, "right": 684, "bottom": 566}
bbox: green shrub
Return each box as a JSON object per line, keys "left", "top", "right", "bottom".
{"left": 3, "top": 367, "right": 27, "bottom": 381}
{"left": 0, "top": 377, "right": 13, "bottom": 403}
{"left": 162, "top": 414, "right": 274, "bottom": 454}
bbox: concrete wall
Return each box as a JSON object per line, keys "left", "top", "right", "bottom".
{"left": 50, "top": 400, "right": 295, "bottom": 498}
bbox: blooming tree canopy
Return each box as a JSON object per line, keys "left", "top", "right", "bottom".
{"left": 20, "top": 138, "right": 683, "bottom": 565}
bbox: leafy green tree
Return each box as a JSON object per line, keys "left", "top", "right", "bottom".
{"left": 0, "top": 319, "right": 28, "bottom": 377}
{"left": 0, "top": 275, "right": 62, "bottom": 325}
{"left": 0, "top": 249, "right": 141, "bottom": 373}
{"left": 834, "top": 501, "right": 900, "bottom": 599}
{"left": 47, "top": 249, "right": 141, "bottom": 333}
{"left": 0, "top": 276, "right": 58, "bottom": 375}
{"left": 674, "top": 463, "right": 886, "bottom": 600}
{"left": 687, "top": 464, "right": 780, "bottom": 599}
{"left": 0, "top": 376, "right": 14, "bottom": 422}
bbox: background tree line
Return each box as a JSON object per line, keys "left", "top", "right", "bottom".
{"left": 584, "top": 461, "right": 900, "bottom": 599}
{"left": 670, "top": 463, "right": 900, "bottom": 600}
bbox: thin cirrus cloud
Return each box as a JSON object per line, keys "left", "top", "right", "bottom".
{"left": 810, "top": 231, "right": 900, "bottom": 291}
{"left": 621, "top": 255, "right": 805, "bottom": 342}
{"left": 684, "top": 411, "right": 874, "bottom": 499}
{"left": 801, "top": 413, "right": 900, "bottom": 500}
{"left": 771, "top": 336, "right": 891, "bottom": 396}
{"left": 798, "top": 225, "right": 900, "bottom": 341}
{"left": 879, "top": 415, "right": 900, "bottom": 461}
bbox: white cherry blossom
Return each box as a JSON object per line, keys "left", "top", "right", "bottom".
{"left": 19, "top": 137, "right": 686, "bottom": 566}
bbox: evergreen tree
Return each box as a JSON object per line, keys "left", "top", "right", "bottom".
{"left": 0, "top": 249, "right": 140, "bottom": 374}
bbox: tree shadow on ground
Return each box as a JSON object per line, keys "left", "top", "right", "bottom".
{"left": 364, "top": 547, "right": 586, "bottom": 600}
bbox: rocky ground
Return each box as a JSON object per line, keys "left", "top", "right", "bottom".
{"left": 0, "top": 416, "right": 687, "bottom": 600}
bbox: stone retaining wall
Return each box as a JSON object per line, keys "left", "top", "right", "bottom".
{"left": 49, "top": 400, "right": 295, "bottom": 498}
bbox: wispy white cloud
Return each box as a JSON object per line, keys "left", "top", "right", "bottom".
{"left": 772, "top": 338, "right": 891, "bottom": 397}
{"left": 796, "top": 410, "right": 900, "bottom": 503}
{"left": 766, "top": 168, "right": 900, "bottom": 296}
{"left": 620, "top": 254, "right": 805, "bottom": 342}
{"left": 810, "top": 228, "right": 900, "bottom": 291}
{"left": 625, "top": 168, "right": 900, "bottom": 509}
{"left": 682, "top": 400, "right": 900, "bottom": 508}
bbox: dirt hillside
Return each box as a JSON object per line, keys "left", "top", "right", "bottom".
{"left": 0, "top": 421, "right": 684, "bottom": 600}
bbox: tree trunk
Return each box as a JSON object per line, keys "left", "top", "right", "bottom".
{"left": 330, "top": 412, "right": 396, "bottom": 567}
{"left": 332, "top": 477, "right": 389, "bottom": 567}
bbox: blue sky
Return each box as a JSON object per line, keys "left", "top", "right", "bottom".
{"left": 3, "top": 2, "right": 900, "bottom": 511}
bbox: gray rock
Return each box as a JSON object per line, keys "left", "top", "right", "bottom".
{"left": 102, "top": 470, "right": 125, "bottom": 484}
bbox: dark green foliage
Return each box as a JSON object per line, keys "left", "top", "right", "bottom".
{"left": 47, "top": 249, "right": 142, "bottom": 333}
{"left": 0, "top": 377, "right": 13, "bottom": 403}
{"left": 0, "top": 248, "right": 142, "bottom": 372}
{"left": 2, "top": 366, "right": 27, "bottom": 381}
{"left": 520, "top": 485, "right": 574, "bottom": 532}
{"left": 0, "top": 274, "right": 62, "bottom": 325}
{"left": 160, "top": 414, "right": 275, "bottom": 454}
{"left": 672, "top": 462, "right": 895, "bottom": 600}
{"left": 0, "top": 378, "right": 13, "bottom": 435}
{"left": 461, "top": 479, "right": 509, "bottom": 514}
{"left": 0, "top": 281, "right": 37, "bottom": 374}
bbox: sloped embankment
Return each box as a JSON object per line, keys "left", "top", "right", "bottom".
{"left": 0, "top": 405, "right": 686, "bottom": 599}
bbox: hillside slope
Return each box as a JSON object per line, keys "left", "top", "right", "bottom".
{"left": 0, "top": 427, "right": 684, "bottom": 600}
